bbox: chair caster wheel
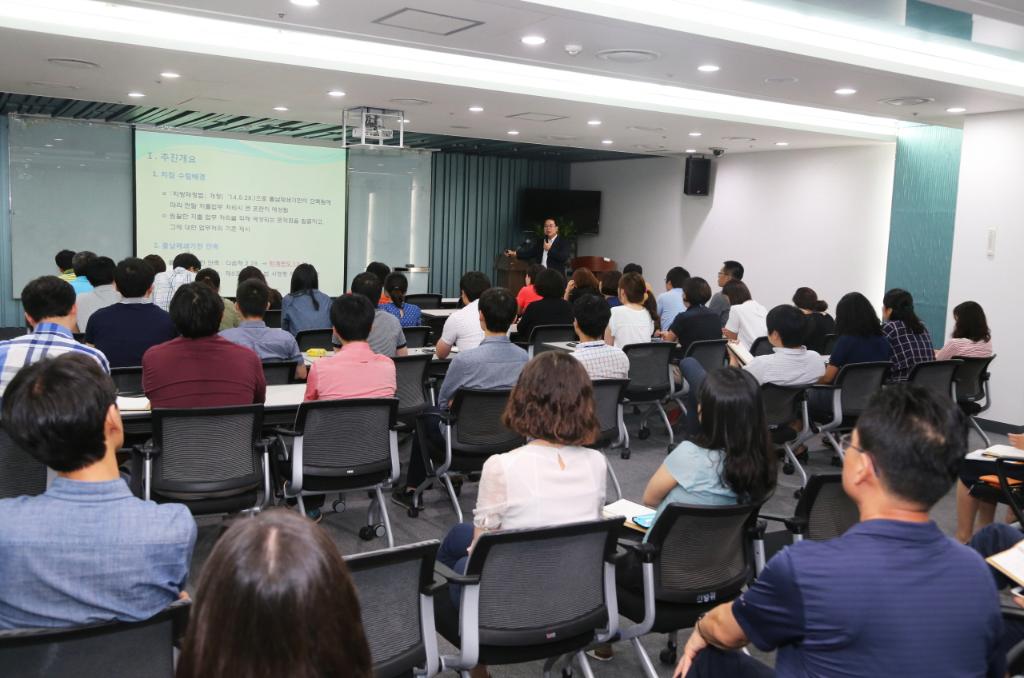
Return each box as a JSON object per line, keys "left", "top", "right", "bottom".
{"left": 637, "top": 428, "right": 651, "bottom": 440}
{"left": 358, "top": 526, "right": 375, "bottom": 541}
{"left": 620, "top": 448, "right": 631, "bottom": 460}
{"left": 659, "top": 648, "right": 677, "bottom": 665}
{"left": 374, "top": 524, "right": 386, "bottom": 538}
{"left": 332, "top": 499, "right": 346, "bottom": 512}
{"left": 782, "top": 463, "right": 794, "bottom": 475}
{"left": 407, "top": 507, "right": 419, "bottom": 518}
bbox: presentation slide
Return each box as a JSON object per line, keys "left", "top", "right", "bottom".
{"left": 134, "top": 130, "right": 348, "bottom": 295}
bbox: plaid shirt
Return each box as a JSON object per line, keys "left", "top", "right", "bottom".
{"left": 0, "top": 323, "right": 110, "bottom": 400}
{"left": 572, "top": 340, "right": 630, "bottom": 380}
{"left": 883, "top": 320, "right": 934, "bottom": 382}
{"left": 151, "top": 267, "right": 196, "bottom": 312}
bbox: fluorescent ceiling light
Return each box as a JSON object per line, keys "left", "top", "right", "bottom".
{"left": 53, "top": 137, "right": 62, "bottom": 141}
{"left": 327, "top": 89, "right": 345, "bottom": 97}
{"left": 273, "top": 106, "right": 289, "bottom": 111}
{"left": 697, "top": 64, "right": 719, "bottom": 72}
{"left": 688, "top": 131, "right": 702, "bottom": 136}
{"left": 834, "top": 87, "right": 857, "bottom": 95}
{"left": 469, "top": 105, "right": 484, "bottom": 112}
{"left": 685, "top": 148, "right": 697, "bottom": 152}
{"left": 524, "top": 0, "right": 1024, "bottom": 98}
{"left": 775, "top": 141, "right": 789, "bottom": 146}
{"left": 0, "top": 0, "right": 901, "bottom": 141}
{"left": 521, "top": 35, "right": 546, "bottom": 46}
{"left": 290, "top": 0, "right": 319, "bottom": 6}
{"left": 160, "top": 71, "right": 180, "bottom": 78}
{"left": 601, "top": 139, "right": 613, "bottom": 144}
{"left": 946, "top": 106, "right": 966, "bottom": 113}
{"left": 508, "top": 129, "right": 520, "bottom": 135}
{"left": 401, "top": 118, "right": 411, "bottom": 124}
{"left": 127, "top": 91, "right": 145, "bottom": 97}
{"left": 587, "top": 119, "right": 601, "bottom": 125}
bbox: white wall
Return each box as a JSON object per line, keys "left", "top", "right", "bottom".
{"left": 946, "top": 110, "right": 1024, "bottom": 426}
{"left": 571, "top": 144, "right": 896, "bottom": 314}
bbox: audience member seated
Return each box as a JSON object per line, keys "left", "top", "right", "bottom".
{"left": 623, "top": 263, "right": 654, "bottom": 296}
{"left": 282, "top": 263, "right": 332, "bottom": 336}
{"left": 663, "top": 276, "right": 721, "bottom": 356}
{"left": 742, "top": 305, "right": 826, "bottom": 386}
{"left": 380, "top": 272, "right": 423, "bottom": 328}
{"left": 0, "top": 276, "right": 109, "bottom": 399}
{"left": 608, "top": 272, "right": 656, "bottom": 348}
{"left": 571, "top": 293, "right": 629, "bottom": 380}
{"left": 175, "top": 509, "right": 370, "bottom": 678}
{"left": 351, "top": 273, "right": 407, "bottom": 357}
{"left": 68, "top": 250, "right": 96, "bottom": 294}
{"left": 882, "top": 288, "right": 935, "bottom": 382}
{"left": 142, "top": 253, "right": 166, "bottom": 275}
{"left": 793, "top": 286, "right": 835, "bottom": 354}
{"left": 956, "top": 430, "right": 1024, "bottom": 545}
{"left": 55, "top": 248, "right": 75, "bottom": 281}
{"left": 152, "top": 252, "right": 200, "bottom": 311}
{"left": 675, "top": 385, "right": 1003, "bottom": 678}
{"left": 708, "top": 260, "right": 743, "bottom": 327}
{"left": 143, "top": 282, "right": 265, "bottom": 408}
{"left": 85, "top": 257, "right": 177, "bottom": 369}
{"left": 395, "top": 287, "right": 527, "bottom": 508}
{"left": 0, "top": 354, "right": 196, "bottom": 629}
{"left": 656, "top": 266, "right": 690, "bottom": 332}
{"left": 366, "top": 261, "right": 392, "bottom": 304}
{"left": 237, "top": 265, "right": 282, "bottom": 308}
{"left": 516, "top": 263, "right": 544, "bottom": 314}
{"left": 565, "top": 267, "right": 602, "bottom": 304}
{"left": 220, "top": 280, "right": 305, "bottom": 381}
{"left": 196, "top": 267, "right": 241, "bottom": 331}
{"left": 515, "top": 268, "right": 574, "bottom": 343}
{"left": 434, "top": 271, "right": 491, "bottom": 359}
{"left": 601, "top": 270, "right": 622, "bottom": 308}
{"left": 435, "top": 352, "right": 606, "bottom": 676}
{"left": 817, "top": 292, "right": 890, "bottom": 385}
{"left": 969, "top": 523, "right": 1024, "bottom": 656}
{"left": 722, "top": 280, "right": 767, "bottom": 350}
{"left": 74, "top": 255, "right": 121, "bottom": 331}
{"left": 937, "top": 300, "right": 993, "bottom": 360}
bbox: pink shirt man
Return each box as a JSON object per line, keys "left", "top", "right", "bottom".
{"left": 304, "top": 341, "right": 396, "bottom": 401}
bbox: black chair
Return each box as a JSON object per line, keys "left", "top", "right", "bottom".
{"left": 592, "top": 379, "right": 630, "bottom": 499}
{"left": 822, "top": 333, "right": 838, "bottom": 356}
{"left": 684, "top": 338, "right": 729, "bottom": 373}
{"left": 264, "top": 308, "right": 282, "bottom": 328}
{"left": 749, "top": 336, "right": 774, "bottom": 357}
{"left": 622, "top": 342, "right": 677, "bottom": 450}
{"left": 393, "top": 354, "right": 433, "bottom": 426}
{"left": 527, "top": 324, "right": 576, "bottom": 357}
{"left": 261, "top": 361, "right": 296, "bottom": 385}
{"left": 346, "top": 540, "right": 442, "bottom": 678}
{"left": 72, "top": 332, "right": 86, "bottom": 343}
{"left": 762, "top": 383, "right": 815, "bottom": 489}
{"left": 406, "top": 294, "right": 442, "bottom": 310}
{"left": 0, "top": 326, "right": 27, "bottom": 340}
{"left": 134, "top": 404, "right": 271, "bottom": 516}
{"left": 110, "top": 366, "right": 144, "bottom": 395}
{"left": 908, "top": 359, "right": 962, "bottom": 400}
{"left": 433, "top": 518, "right": 621, "bottom": 677}
{"left": 296, "top": 328, "right": 334, "bottom": 352}
{"left": 403, "top": 325, "right": 432, "bottom": 348}
{"left": 0, "top": 425, "right": 46, "bottom": 500}
{"left": 413, "top": 388, "right": 524, "bottom": 521}
{"left": 274, "top": 398, "right": 400, "bottom": 546}
{"left": 615, "top": 503, "right": 762, "bottom": 673}
{"left": 0, "top": 599, "right": 190, "bottom": 678}
{"left": 954, "top": 355, "right": 996, "bottom": 447}
{"left": 808, "top": 361, "right": 890, "bottom": 458}
{"left": 759, "top": 473, "right": 857, "bottom": 570}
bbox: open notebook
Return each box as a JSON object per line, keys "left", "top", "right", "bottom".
{"left": 727, "top": 341, "right": 753, "bottom": 366}
{"left": 987, "top": 540, "right": 1024, "bottom": 587}
{"left": 603, "top": 499, "right": 657, "bottom": 533}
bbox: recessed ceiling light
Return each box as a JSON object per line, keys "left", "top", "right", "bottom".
{"left": 697, "top": 64, "right": 720, "bottom": 72}
{"left": 595, "top": 48, "right": 659, "bottom": 63}
{"left": 273, "top": 106, "right": 289, "bottom": 111}
{"left": 834, "top": 87, "right": 857, "bottom": 95}
{"left": 290, "top": 0, "right": 319, "bottom": 6}
{"left": 587, "top": 119, "right": 601, "bottom": 126}
{"left": 946, "top": 106, "right": 967, "bottom": 113}
{"left": 53, "top": 138, "right": 63, "bottom": 142}
{"left": 775, "top": 141, "right": 789, "bottom": 146}
{"left": 601, "top": 139, "right": 613, "bottom": 144}
{"left": 688, "top": 131, "right": 702, "bottom": 137}
{"left": 327, "top": 90, "right": 346, "bottom": 97}
{"left": 507, "top": 129, "right": 520, "bottom": 135}
{"left": 44, "top": 144, "right": 53, "bottom": 148}
{"left": 401, "top": 119, "right": 411, "bottom": 124}
{"left": 160, "top": 71, "right": 180, "bottom": 79}
{"left": 469, "top": 106, "right": 484, "bottom": 112}
{"left": 127, "top": 92, "right": 145, "bottom": 98}
{"left": 685, "top": 148, "right": 697, "bottom": 153}
{"left": 521, "top": 35, "right": 546, "bottom": 46}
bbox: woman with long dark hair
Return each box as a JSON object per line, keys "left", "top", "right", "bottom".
{"left": 379, "top": 272, "right": 423, "bottom": 327}
{"left": 817, "top": 291, "right": 890, "bottom": 385}
{"left": 281, "top": 263, "right": 332, "bottom": 336}
{"left": 565, "top": 267, "right": 602, "bottom": 304}
{"left": 937, "top": 300, "right": 993, "bottom": 360}
{"left": 176, "top": 509, "right": 372, "bottom": 678}
{"left": 882, "top": 288, "right": 934, "bottom": 382}
{"left": 793, "top": 287, "right": 835, "bottom": 354}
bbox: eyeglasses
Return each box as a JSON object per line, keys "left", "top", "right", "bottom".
{"left": 838, "top": 433, "right": 866, "bottom": 457}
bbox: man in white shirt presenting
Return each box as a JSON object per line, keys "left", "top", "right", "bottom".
{"left": 434, "top": 272, "right": 491, "bottom": 360}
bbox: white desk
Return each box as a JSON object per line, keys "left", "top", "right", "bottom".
{"left": 422, "top": 308, "right": 459, "bottom": 319}
{"left": 407, "top": 346, "right": 458, "bottom": 361}
{"left": 118, "top": 383, "right": 307, "bottom": 415}
{"left": 542, "top": 341, "right": 578, "bottom": 353}
{"left": 441, "top": 297, "right": 460, "bottom": 305}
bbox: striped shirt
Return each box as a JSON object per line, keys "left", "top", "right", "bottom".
{"left": 0, "top": 323, "right": 110, "bottom": 399}
{"left": 936, "top": 338, "right": 993, "bottom": 362}
{"left": 151, "top": 267, "right": 196, "bottom": 311}
{"left": 572, "top": 340, "right": 630, "bottom": 380}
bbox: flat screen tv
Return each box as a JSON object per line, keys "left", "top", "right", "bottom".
{"left": 521, "top": 189, "right": 601, "bottom": 235}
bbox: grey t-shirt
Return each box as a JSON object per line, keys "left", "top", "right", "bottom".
{"left": 708, "top": 291, "right": 731, "bottom": 328}
{"left": 368, "top": 309, "right": 406, "bottom": 357}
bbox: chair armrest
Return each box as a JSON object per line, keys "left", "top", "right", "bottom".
{"left": 615, "top": 539, "right": 659, "bottom": 563}
{"left": 270, "top": 426, "right": 301, "bottom": 437}
{"left": 1003, "top": 604, "right": 1024, "bottom": 621}
{"left": 425, "top": 571, "right": 449, "bottom": 596}
{"left": 433, "top": 561, "right": 480, "bottom": 586}
{"left": 131, "top": 442, "right": 159, "bottom": 458}
{"left": 808, "top": 384, "right": 838, "bottom": 392}
{"left": 758, "top": 512, "right": 806, "bottom": 534}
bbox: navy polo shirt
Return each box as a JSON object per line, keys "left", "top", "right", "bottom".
{"left": 85, "top": 299, "right": 177, "bottom": 368}
{"left": 733, "top": 519, "right": 1004, "bottom": 677}
{"left": 828, "top": 334, "right": 890, "bottom": 369}
{"left": 668, "top": 305, "right": 721, "bottom": 356}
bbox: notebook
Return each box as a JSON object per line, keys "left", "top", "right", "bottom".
{"left": 981, "top": 445, "right": 1024, "bottom": 462}
{"left": 987, "top": 540, "right": 1024, "bottom": 588}
{"left": 727, "top": 341, "right": 754, "bottom": 366}
{"left": 603, "top": 499, "right": 657, "bottom": 533}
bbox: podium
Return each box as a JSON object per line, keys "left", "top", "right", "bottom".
{"left": 570, "top": 256, "right": 618, "bottom": 273}
{"left": 495, "top": 255, "right": 530, "bottom": 296}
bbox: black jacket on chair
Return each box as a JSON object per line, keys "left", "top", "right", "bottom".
{"left": 515, "top": 236, "right": 571, "bottom": 272}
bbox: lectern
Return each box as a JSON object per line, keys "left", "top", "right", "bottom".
{"left": 495, "top": 255, "right": 530, "bottom": 297}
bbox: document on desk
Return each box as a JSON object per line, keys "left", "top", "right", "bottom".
{"left": 116, "top": 396, "right": 151, "bottom": 411}
{"left": 981, "top": 445, "right": 1024, "bottom": 462}
{"left": 603, "top": 499, "right": 657, "bottom": 533}
{"left": 727, "top": 341, "right": 753, "bottom": 366}
{"left": 987, "top": 541, "right": 1024, "bottom": 587}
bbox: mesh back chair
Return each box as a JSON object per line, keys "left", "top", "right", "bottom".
{"left": 909, "top": 359, "right": 962, "bottom": 400}
{"left": 110, "top": 366, "right": 144, "bottom": 395}
{"left": 591, "top": 379, "right": 630, "bottom": 499}
{"left": 134, "top": 404, "right": 270, "bottom": 516}
{"left": 296, "top": 328, "right": 334, "bottom": 352}
{"left": 954, "top": 355, "right": 996, "bottom": 447}
{"left": 264, "top": 308, "right": 282, "bottom": 328}
{"left": 822, "top": 333, "right": 838, "bottom": 355}
{"left": 0, "top": 599, "right": 189, "bottom": 678}
{"left": 762, "top": 383, "right": 815, "bottom": 489}
{"left": 403, "top": 325, "right": 432, "bottom": 348}
{"left": 527, "top": 324, "right": 576, "bottom": 357}
{"left": 346, "top": 540, "right": 442, "bottom": 678}
{"left": 0, "top": 425, "right": 46, "bottom": 499}
{"left": 261, "top": 361, "right": 295, "bottom": 386}
{"left": 749, "top": 336, "right": 774, "bottom": 357}
{"left": 73, "top": 332, "right": 86, "bottom": 343}
{"left": 394, "top": 354, "right": 432, "bottom": 425}
{"left": 759, "top": 473, "right": 857, "bottom": 565}
{"left": 809, "top": 361, "right": 890, "bottom": 458}
{"left": 434, "top": 518, "right": 621, "bottom": 676}
{"left": 407, "top": 294, "right": 442, "bottom": 310}
{"left": 684, "top": 339, "right": 729, "bottom": 373}
{"left": 623, "top": 342, "right": 677, "bottom": 450}
{"left": 274, "top": 398, "right": 400, "bottom": 546}
{"left": 615, "top": 503, "right": 762, "bottom": 675}
{"left": 0, "top": 326, "right": 28, "bottom": 340}
{"left": 413, "top": 389, "right": 524, "bottom": 522}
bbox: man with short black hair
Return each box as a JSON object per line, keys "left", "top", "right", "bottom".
{"left": 55, "top": 249, "right": 75, "bottom": 281}
{"left": 0, "top": 353, "right": 196, "bottom": 629}
{"left": 742, "top": 305, "right": 825, "bottom": 386}
{"left": 75, "top": 256, "right": 121, "bottom": 330}
{"left": 434, "top": 271, "right": 492, "bottom": 359}
{"left": 365, "top": 262, "right": 391, "bottom": 303}
{"left": 69, "top": 250, "right": 97, "bottom": 294}
{"left": 572, "top": 294, "right": 629, "bottom": 380}
{"left": 351, "top": 272, "right": 407, "bottom": 357}
{"left": 152, "top": 252, "right": 201, "bottom": 311}
{"left": 195, "top": 267, "right": 241, "bottom": 331}
{"left": 676, "top": 385, "right": 1003, "bottom": 678}
{"left": 708, "top": 260, "right": 743, "bottom": 327}
{"left": 86, "top": 257, "right": 177, "bottom": 368}
{"left": 143, "top": 282, "right": 265, "bottom": 408}
{"left": 0, "top": 276, "right": 109, "bottom": 399}
{"left": 655, "top": 266, "right": 690, "bottom": 332}
{"left": 221, "top": 279, "right": 305, "bottom": 380}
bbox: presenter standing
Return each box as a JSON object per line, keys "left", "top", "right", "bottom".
{"left": 505, "top": 218, "right": 570, "bottom": 272}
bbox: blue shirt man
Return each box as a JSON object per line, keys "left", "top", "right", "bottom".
{"left": 222, "top": 279, "right": 307, "bottom": 381}
{"left": 656, "top": 267, "right": 690, "bottom": 331}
